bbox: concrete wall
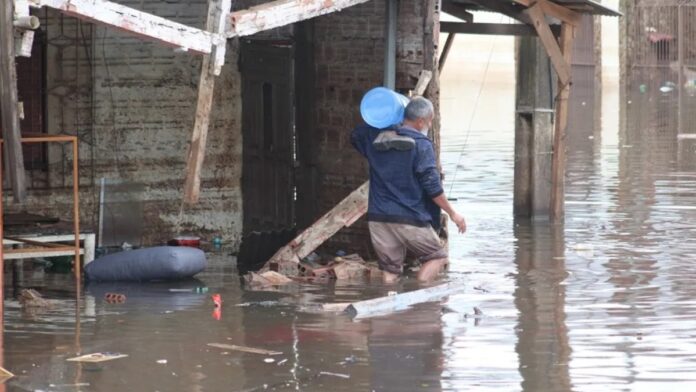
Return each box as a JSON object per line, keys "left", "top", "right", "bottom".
{"left": 8, "top": 1, "right": 243, "bottom": 248}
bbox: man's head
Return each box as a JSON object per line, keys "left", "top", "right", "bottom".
{"left": 403, "top": 96, "right": 434, "bottom": 135}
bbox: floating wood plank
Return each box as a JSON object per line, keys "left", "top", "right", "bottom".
{"left": 345, "top": 282, "right": 466, "bottom": 319}
{"left": 260, "top": 182, "right": 369, "bottom": 272}
{"left": 183, "top": 0, "right": 228, "bottom": 204}
{"left": 0, "top": 0, "right": 28, "bottom": 202}
{"left": 550, "top": 23, "right": 575, "bottom": 221}
{"left": 0, "top": 366, "right": 14, "bottom": 383}
{"left": 66, "top": 352, "right": 128, "bottom": 363}
{"left": 28, "top": 0, "right": 219, "bottom": 54}
{"left": 207, "top": 343, "right": 283, "bottom": 356}
{"left": 526, "top": 2, "right": 571, "bottom": 86}
{"left": 227, "top": 0, "right": 371, "bottom": 37}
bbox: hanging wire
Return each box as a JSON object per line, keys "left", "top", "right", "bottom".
{"left": 446, "top": 15, "right": 502, "bottom": 196}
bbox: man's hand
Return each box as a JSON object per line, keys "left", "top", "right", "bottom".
{"left": 450, "top": 213, "right": 467, "bottom": 234}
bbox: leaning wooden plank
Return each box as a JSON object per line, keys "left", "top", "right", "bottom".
{"left": 0, "top": 0, "right": 28, "bottom": 202}
{"left": 345, "top": 282, "right": 466, "bottom": 319}
{"left": 526, "top": 3, "right": 571, "bottom": 86}
{"left": 261, "top": 182, "right": 369, "bottom": 272}
{"left": 413, "top": 70, "right": 433, "bottom": 97}
{"left": 207, "top": 343, "right": 283, "bottom": 356}
{"left": 182, "top": 0, "right": 227, "bottom": 204}
{"left": 227, "top": 0, "right": 371, "bottom": 37}
{"left": 27, "top": 0, "right": 218, "bottom": 54}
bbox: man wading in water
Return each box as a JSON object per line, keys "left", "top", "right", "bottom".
{"left": 352, "top": 97, "right": 467, "bottom": 283}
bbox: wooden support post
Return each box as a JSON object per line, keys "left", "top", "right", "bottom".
{"left": 227, "top": 0, "right": 371, "bottom": 37}
{"left": 550, "top": 23, "right": 575, "bottom": 221}
{"left": 526, "top": 3, "right": 571, "bottom": 87}
{"left": 0, "top": 0, "right": 28, "bottom": 203}
{"left": 182, "top": 0, "right": 230, "bottom": 204}
{"left": 514, "top": 34, "right": 555, "bottom": 219}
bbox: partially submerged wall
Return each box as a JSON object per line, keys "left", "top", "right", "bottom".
{"left": 7, "top": 1, "right": 243, "bottom": 247}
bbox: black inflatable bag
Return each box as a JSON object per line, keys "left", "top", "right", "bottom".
{"left": 85, "top": 246, "right": 206, "bottom": 282}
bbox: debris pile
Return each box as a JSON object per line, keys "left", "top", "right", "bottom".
{"left": 244, "top": 253, "right": 383, "bottom": 286}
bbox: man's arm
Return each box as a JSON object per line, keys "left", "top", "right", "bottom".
{"left": 431, "top": 194, "right": 466, "bottom": 233}
{"left": 415, "top": 142, "right": 466, "bottom": 233}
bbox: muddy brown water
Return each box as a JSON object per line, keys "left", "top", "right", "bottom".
{"left": 6, "top": 40, "right": 696, "bottom": 392}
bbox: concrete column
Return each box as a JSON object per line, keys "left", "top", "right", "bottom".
{"left": 514, "top": 36, "right": 556, "bottom": 220}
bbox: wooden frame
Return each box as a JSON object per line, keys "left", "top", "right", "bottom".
{"left": 0, "top": 135, "right": 81, "bottom": 281}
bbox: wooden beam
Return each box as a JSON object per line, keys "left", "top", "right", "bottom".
{"left": 0, "top": 0, "right": 28, "bottom": 202}
{"left": 526, "top": 3, "right": 571, "bottom": 86}
{"left": 227, "top": 0, "right": 371, "bottom": 37}
{"left": 442, "top": 21, "right": 541, "bottom": 36}
{"left": 28, "top": 0, "right": 219, "bottom": 54}
{"left": 439, "top": 33, "right": 456, "bottom": 73}
{"left": 209, "top": 0, "right": 231, "bottom": 75}
{"left": 441, "top": 1, "right": 473, "bottom": 23}
{"left": 183, "top": 0, "right": 229, "bottom": 204}
{"left": 345, "top": 282, "right": 467, "bottom": 319}
{"left": 413, "top": 70, "right": 433, "bottom": 96}
{"left": 260, "top": 182, "right": 369, "bottom": 273}
{"left": 539, "top": 0, "right": 581, "bottom": 26}
{"left": 550, "top": 23, "right": 575, "bottom": 221}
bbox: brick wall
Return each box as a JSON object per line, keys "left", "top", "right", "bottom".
{"left": 6, "top": 1, "right": 244, "bottom": 248}
{"left": 312, "top": 0, "right": 440, "bottom": 255}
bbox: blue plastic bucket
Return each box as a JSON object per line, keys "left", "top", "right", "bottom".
{"left": 360, "top": 87, "right": 409, "bottom": 129}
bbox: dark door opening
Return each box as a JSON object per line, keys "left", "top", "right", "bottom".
{"left": 240, "top": 40, "right": 296, "bottom": 235}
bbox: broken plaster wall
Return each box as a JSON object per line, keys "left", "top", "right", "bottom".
{"left": 313, "top": 0, "right": 441, "bottom": 255}
{"left": 6, "top": 1, "right": 244, "bottom": 248}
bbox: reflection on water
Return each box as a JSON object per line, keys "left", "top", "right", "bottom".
{"left": 6, "top": 36, "right": 696, "bottom": 392}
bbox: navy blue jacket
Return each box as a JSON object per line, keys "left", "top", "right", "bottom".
{"left": 352, "top": 125, "right": 443, "bottom": 229}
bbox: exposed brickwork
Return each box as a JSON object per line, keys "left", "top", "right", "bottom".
{"left": 313, "top": 0, "right": 440, "bottom": 254}
{"left": 6, "top": 0, "right": 440, "bottom": 256}
{"left": 7, "top": 2, "right": 243, "bottom": 248}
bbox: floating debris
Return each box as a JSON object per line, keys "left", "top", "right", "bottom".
{"left": 207, "top": 343, "right": 282, "bottom": 356}
{"left": 67, "top": 353, "right": 128, "bottom": 363}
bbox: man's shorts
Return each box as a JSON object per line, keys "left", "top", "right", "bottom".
{"left": 368, "top": 221, "right": 448, "bottom": 275}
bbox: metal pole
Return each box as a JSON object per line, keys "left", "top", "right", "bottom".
{"left": 73, "top": 138, "right": 81, "bottom": 286}
{"left": 98, "top": 177, "right": 105, "bottom": 248}
{"left": 383, "top": 0, "right": 397, "bottom": 89}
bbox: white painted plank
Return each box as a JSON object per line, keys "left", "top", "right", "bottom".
{"left": 28, "top": 0, "right": 220, "bottom": 54}
{"left": 345, "top": 282, "right": 466, "bottom": 319}
{"left": 227, "top": 0, "right": 372, "bottom": 37}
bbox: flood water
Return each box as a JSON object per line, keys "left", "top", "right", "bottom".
{"left": 5, "top": 18, "right": 696, "bottom": 392}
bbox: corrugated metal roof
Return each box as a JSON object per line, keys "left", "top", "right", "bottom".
{"left": 448, "top": 0, "right": 621, "bottom": 18}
